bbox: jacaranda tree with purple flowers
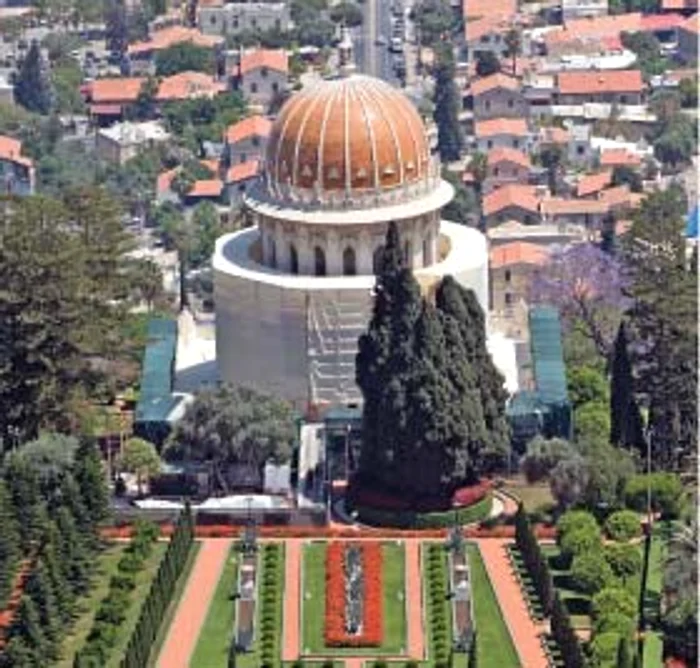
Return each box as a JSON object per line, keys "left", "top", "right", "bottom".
{"left": 530, "top": 243, "right": 629, "bottom": 360}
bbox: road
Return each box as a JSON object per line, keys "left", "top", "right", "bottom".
{"left": 355, "top": 0, "right": 400, "bottom": 86}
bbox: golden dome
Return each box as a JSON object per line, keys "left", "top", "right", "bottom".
{"left": 264, "top": 75, "right": 431, "bottom": 196}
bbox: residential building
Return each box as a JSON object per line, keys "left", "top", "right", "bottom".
{"left": 126, "top": 26, "right": 224, "bottom": 75}
{"left": 599, "top": 147, "right": 643, "bottom": 168}
{"left": 561, "top": 0, "right": 608, "bottom": 22}
{"left": 678, "top": 14, "right": 699, "bottom": 62}
{"left": 540, "top": 196, "right": 608, "bottom": 227}
{"left": 225, "top": 159, "right": 259, "bottom": 206}
{"left": 183, "top": 178, "right": 224, "bottom": 206}
{"left": 225, "top": 114, "right": 273, "bottom": 164}
{"left": 96, "top": 121, "right": 170, "bottom": 164}
{"left": 484, "top": 147, "right": 532, "bottom": 194}
{"left": 489, "top": 241, "right": 549, "bottom": 330}
{"left": 198, "top": 2, "right": 291, "bottom": 37}
{"left": 544, "top": 13, "right": 642, "bottom": 55}
{"left": 464, "top": 17, "right": 512, "bottom": 62}
{"left": 556, "top": 70, "right": 645, "bottom": 105}
{"left": 471, "top": 73, "right": 528, "bottom": 120}
{"left": 483, "top": 184, "right": 542, "bottom": 226}
{"left": 474, "top": 117, "right": 530, "bottom": 152}
{"left": 155, "top": 70, "right": 228, "bottom": 101}
{"left": 660, "top": 0, "right": 698, "bottom": 14}
{"left": 577, "top": 170, "right": 613, "bottom": 197}
{"left": 235, "top": 49, "right": 288, "bottom": 111}
{"left": 462, "top": 0, "right": 517, "bottom": 20}
{"left": 522, "top": 74, "right": 555, "bottom": 117}
{"left": 0, "top": 135, "right": 34, "bottom": 196}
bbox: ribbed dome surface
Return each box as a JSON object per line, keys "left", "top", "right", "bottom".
{"left": 265, "top": 75, "right": 431, "bottom": 194}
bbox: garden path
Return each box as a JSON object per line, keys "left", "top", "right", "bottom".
{"left": 282, "top": 538, "right": 302, "bottom": 661}
{"left": 404, "top": 539, "right": 425, "bottom": 659}
{"left": 478, "top": 538, "right": 549, "bottom": 668}
{"left": 157, "top": 538, "right": 231, "bottom": 668}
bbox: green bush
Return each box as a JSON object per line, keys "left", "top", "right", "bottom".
{"left": 595, "top": 611, "right": 636, "bottom": 636}
{"left": 592, "top": 587, "right": 637, "bottom": 625}
{"left": 589, "top": 631, "right": 622, "bottom": 667}
{"left": 603, "top": 544, "right": 642, "bottom": 580}
{"left": 604, "top": 510, "right": 642, "bottom": 541}
{"left": 557, "top": 510, "right": 599, "bottom": 540}
{"left": 117, "top": 551, "right": 145, "bottom": 573}
{"left": 559, "top": 526, "right": 602, "bottom": 562}
{"left": 570, "top": 551, "right": 615, "bottom": 595}
{"left": 624, "top": 472, "right": 685, "bottom": 518}
{"left": 109, "top": 572, "right": 136, "bottom": 591}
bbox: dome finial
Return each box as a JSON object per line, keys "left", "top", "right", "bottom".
{"left": 338, "top": 24, "right": 356, "bottom": 78}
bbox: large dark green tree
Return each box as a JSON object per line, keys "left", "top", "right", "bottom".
{"left": 609, "top": 322, "right": 645, "bottom": 452}
{"left": 14, "top": 40, "right": 54, "bottom": 114}
{"left": 432, "top": 44, "right": 463, "bottom": 163}
{"left": 623, "top": 187, "right": 697, "bottom": 467}
{"left": 104, "top": 0, "right": 128, "bottom": 56}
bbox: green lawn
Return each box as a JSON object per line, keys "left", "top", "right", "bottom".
{"left": 467, "top": 544, "right": 520, "bottom": 668}
{"left": 502, "top": 479, "right": 555, "bottom": 514}
{"left": 643, "top": 631, "right": 664, "bottom": 668}
{"left": 190, "top": 546, "right": 241, "bottom": 668}
{"left": 106, "top": 542, "right": 168, "bottom": 668}
{"left": 56, "top": 544, "right": 126, "bottom": 668}
{"left": 301, "top": 541, "right": 407, "bottom": 656}
{"left": 147, "top": 541, "right": 201, "bottom": 667}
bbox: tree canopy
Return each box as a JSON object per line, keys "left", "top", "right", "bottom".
{"left": 432, "top": 44, "right": 464, "bottom": 163}
{"left": 14, "top": 41, "right": 54, "bottom": 114}
{"left": 155, "top": 42, "right": 216, "bottom": 77}
{"left": 355, "top": 223, "right": 507, "bottom": 505}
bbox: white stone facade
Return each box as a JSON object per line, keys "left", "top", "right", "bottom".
{"left": 198, "top": 2, "right": 291, "bottom": 37}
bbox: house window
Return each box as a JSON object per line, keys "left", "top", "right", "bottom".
{"left": 485, "top": 100, "right": 491, "bottom": 111}
{"left": 403, "top": 240, "right": 412, "bottom": 267}
{"left": 261, "top": 67, "right": 268, "bottom": 77}
{"left": 512, "top": 139, "right": 519, "bottom": 148}
{"left": 487, "top": 140, "right": 493, "bottom": 149}
{"left": 577, "top": 145, "right": 585, "bottom": 155}
{"left": 210, "top": 15, "right": 216, "bottom": 25}
{"left": 252, "top": 137, "right": 259, "bottom": 147}
{"left": 238, "top": 183, "right": 246, "bottom": 192}
{"left": 619, "top": 95, "right": 627, "bottom": 104}
{"left": 289, "top": 243, "right": 298, "bottom": 274}
{"left": 505, "top": 292, "right": 513, "bottom": 305}
{"left": 251, "top": 18, "right": 257, "bottom": 28}
{"left": 505, "top": 269, "right": 511, "bottom": 283}
{"left": 272, "top": 82, "right": 279, "bottom": 93}
{"left": 494, "top": 167, "right": 500, "bottom": 177}
{"left": 275, "top": 18, "right": 281, "bottom": 30}
{"left": 270, "top": 239, "right": 277, "bottom": 268}
{"left": 241, "top": 152, "right": 247, "bottom": 162}
{"left": 343, "top": 246, "right": 356, "bottom": 275}
{"left": 508, "top": 99, "right": 514, "bottom": 108}
{"left": 314, "top": 246, "right": 326, "bottom": 276}
{"left": 422, "top": 235, "right": 434, "bottom": 266}
{"left": 232, "top": 17, "right": 239, "bottom": 28}
{"left": 250, "top": 82, "right": 258, "bottom": 93}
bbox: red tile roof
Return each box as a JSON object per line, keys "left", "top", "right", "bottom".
{"left": 539, "top": 126, "right": 570, "bottom": 144}
{"left": 660, "top": 0, "right": 697, "bottom": 10}
{"left": 239, "top": 49, "right": 288, "bottom": 75}
{"left": 598, "top": 184, "right": 644, "bottom": 209}
{"left": 639, "top": 13, "right": 687, "bottom": 31}
{"left": 557, "top": 70, "right": 644, "bottom": 95}
{"left": 680, "top": 13, "right": 699, "bottom": 33}
{"left": 470, "top": 73, "right": 519, "bottom": 97}
{"left": 465, "top": 16, "right": 511, "bottom": 41}
{"left": 155, "top": 71, "right": 227, "bottom": 101}
{"left": 475, "top": 117, "right": 529, "bottom": 138}
{"left": 0, "top": 135, "right": 32, "bottom": 168}
{"left": 463, "top": 0, "right": 517, "bottom": 19}
{"left": 546, "top": 12, "right": 642, "bottom": 47}
{"left": 128, "top": 26, "right": 223, "bottom": 56}
{"left": 88, "top": 77, "right": 145, "bottom": 104}
{"left": 490, "top": 241, "right": 549, "bottom": 268}
{"left": 483, "top": 184, "right": 540, "bottom": 216}
{"left": 225, "top": 115, "right": 273, "bottom": 144}
{"left": 600, "top": 148, "right": 642, "bottom": 167}
{"left": 89, "top": 103, "right": 123, "bottom": 115}
{"left": 188, "top": 179, "right": 223, "bottom": 198}
{"left": 577, "top": 170, "right": 613, "bottom": 197}
{"left": 540, "top": 197, "right": 609, "bottom": 216}
{"left": 226, "top": 159, "right": 260, "bottom": 183}
{"left": 157, "top": 167, "right": 179, "bottom": 194}
{"left": 487, "top": 146, "right": 532, "bottom": 169}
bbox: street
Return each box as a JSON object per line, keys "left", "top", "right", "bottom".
{"left": 354, "top": 0, "right": 401, "bottom": 86}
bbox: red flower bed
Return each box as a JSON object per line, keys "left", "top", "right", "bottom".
{"left": 324, "top": 541, "right": 383, "bottom": 647}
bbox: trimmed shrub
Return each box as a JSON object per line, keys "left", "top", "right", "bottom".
{"left": 603, "top": 544, "right": 642, "bottom": 580}
{"left": 557, "top": 510, "right": 599, "bottom": 541}
{"left": 624, "top": 472, "right": 685, "bottom": 519}
{"left": 589, "top": 631, "right": 622, "bottom": 667}
{"left": 570, "top": 551, "right": 615, "bottom": 595}
{"left": 592, "top": 587, "right": 636, "bottom": 625}
{"left": 559, "top": 526, "right": 602, "bottom": 562}
{"left": 595, "top": 611, "right": 636, "bottom": 636}
{"left": 604, "top": 510, "right": 642, "bottom": 541}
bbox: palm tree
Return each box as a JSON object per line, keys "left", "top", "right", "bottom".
{"left": 504, "top": 27, "right": 521, "bottom": 76}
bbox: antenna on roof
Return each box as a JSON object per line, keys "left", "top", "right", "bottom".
{"left": 338, "top": 23, "right": 356, "bottom": 78}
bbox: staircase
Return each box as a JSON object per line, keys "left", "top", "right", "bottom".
{"left": 306, "top": 292, "right": 371, "bottom": 405}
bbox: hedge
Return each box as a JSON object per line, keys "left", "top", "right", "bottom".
{"left": 604, "top": 510, "right": 642, "bottom": 542}
{"left": 354, "top": 494, "right": 492, "bottom": 529}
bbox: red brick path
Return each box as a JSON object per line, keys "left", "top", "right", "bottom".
{"left": 157, "top": 539, "right": 231, "bottom": 668}
{"left": 405, "top": 540, "right": 425, "bottom": 659}
{"left": 282, "top": 539, "right": 302, "bottom": 661}
{"left": 478, "top": 539, "right": 549, "bottom": 668}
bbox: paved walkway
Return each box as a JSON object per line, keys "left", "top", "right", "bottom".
{"left": 404, "top": 540, "right": 425, "bottom": 659}
{"left": 478, "top": 539, "right": 549, "bottom": 668}
{"left": 157, "top": 539, "right": 231, "bottom": 668}
{"left": 282, "top": 539, "right": 302, "bottom": 661}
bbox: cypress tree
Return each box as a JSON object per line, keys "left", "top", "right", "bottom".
{"left": 609, "top": 322, "right": 645, "bottom": 452}
{"left": 24, "top": 560, "right": 61, "bottom": 657}
{"left": 14, "top": 40, "right": 54, "bottom": 114}
{"left": 432, "top": 44, "right": 464, "bottom": 162}
{"left": 0, "top": 479, "right": 20, "bottom": 605}
{"left": 11, "top": 596, "right": 46, "bottom": 657}
{"left": 74, "top": 437, "right": 110, "bottom": 528}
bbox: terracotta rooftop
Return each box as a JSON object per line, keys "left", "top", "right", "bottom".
{"left": 225, "top": 115, "right": 273, "bottom": 144}
{"left": 546, "top": 12, "right": 642, "bottom": 46}
{"left": 239, "top": 49, "right": 288, "bottom": 75}
{"left": 600, "top": 148, "right": 643, "bottom": 167}
{"left": 226, "top": 159, "right": 260, "bottom": 183}
{"left": 475, "top": 117, "right": 529, "bottom": 138}
{"left": 557, "top": 70, "right": 644, "bottom": 95}
{"left": 463, "top": 0, "right": 517, "bottom": 19}
{"left": 490, "top": 241, "right": 549, "bottom": 268}
{"left": 88, "top": 77, "right": 145, "bottom": 104}
{"left": 465, "top": 15, "right": 512, "bottom": 41}
{"left": 470, "top": 72, "right": 519, "bottom": 97}
{"left": 156, "top": 71, "right": 227, "bottom": 101}
{"left": 188, "top": 179, "right": 223, "bottom": 198}
{"left": 639, "top": 13, "right": 687, "bottom": 30}
{"left": 680, "top": 13, "right": 699, "bottom": 33}
{"left": 0, "top": 135, "right": 32, "bottom": 168}
{"left": 598, "top": 184, "right": 644, "bottom": 209}
{"left": 661, "top": 0, "right": 697, "bottom": 9}
{"left": 483, "top": 184, "right": 540, "bottom": 216}
{"left": 540, "top": 197, "right": 609, "bottom": 216}
{"left": 128, "top": 26, "right": 223, "bottom": 56}
{"left": 539, "top": 126, "right": 570, "bottom": 144}
{"left": 487, "top": 146, "right": 532, "bottom": 169}
{"left": 577, "top": 170, "right": 613, "bottom": 197}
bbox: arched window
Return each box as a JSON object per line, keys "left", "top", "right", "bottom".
{"left": 270, "top": 238, "right": 277, "bottom": 268}
{"left": 289, "top": 243, "right": 298, "bottom": 274}
{"left": 403, "top": 240, "right": 412, "bottom": 268}
{"left": 373, "top": 245, "right": 385, "bottom": 274}
{"left": 314, "top": 246, "right": 326, "bottom": 276}
{"left": 343, "top": 246, "right": 356, "bottom": 276}
{"left": 422, "top": 236, "right": 433, "bottom": 267}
